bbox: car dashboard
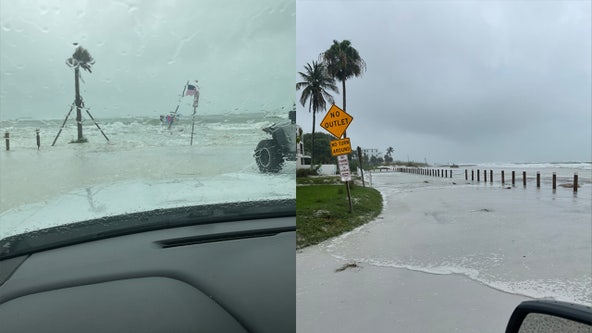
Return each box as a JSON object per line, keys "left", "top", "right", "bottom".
{"left": 0, "top": 200, "right": 295, "bottom": 333}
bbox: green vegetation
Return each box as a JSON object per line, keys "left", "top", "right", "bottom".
{"left": 321, "top": 39, "right": 367, "bottom": 120}
{"left": 296, "top": 167, "right": 319, "bottom": 178}
{"left": 301, "top": 132, "right": 337, "bottom": 165}
{"left": 296, "top": 61, "right": 338, "bottom": 167}
{"left": 297, "top": 177, "right": 383, "bottom": 248}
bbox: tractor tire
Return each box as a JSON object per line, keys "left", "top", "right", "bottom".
{"left": 255, "top": 139, "right": 284, "bottom": 173}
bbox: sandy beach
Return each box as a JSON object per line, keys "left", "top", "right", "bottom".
{"left": 297, "top": 170, "right": 591, "bottom": 332}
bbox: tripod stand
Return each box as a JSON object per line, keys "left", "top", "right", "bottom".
{"left": 52, "top": 100, "right": 110, "bottom": 146}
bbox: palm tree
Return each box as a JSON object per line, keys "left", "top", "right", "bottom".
{"left": 296, "top": 61, "right": 338, "bottom": 167}
{"left": 320, "top": 40, "right": 366, "bottom": 138}
{"left": 66, "top": 46, "right": 95, "bottom": 142}
{"left": 385, "top": 146, "right": 395, "bottom": 164}
{"left": 386, "top": 146, "right": 394, "bottom": 157}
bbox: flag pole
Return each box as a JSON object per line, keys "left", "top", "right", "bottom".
{"left": 190, "top": 105, "right": 197, "bottom": 145}
{"left": 168, "top": 81, "right": 188, "bottom": 130}
{"left": 190, "top": 83, "right": 199, "bottom": 145}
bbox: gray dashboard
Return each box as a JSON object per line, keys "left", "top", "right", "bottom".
{"left": 0, "top": 215, "right": 295, "bottom": 333}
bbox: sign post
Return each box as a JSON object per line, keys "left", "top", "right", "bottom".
{"left": 320, "top": 104, "right": 354, "bottom": 213}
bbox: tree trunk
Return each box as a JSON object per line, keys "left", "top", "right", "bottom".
{"left": 310, "top": 102, "right": 315, "bottom": 169}
{"left": 74, "top": 67, "right": 83, "bottom": 142}
{"left": 341, "top": 79, "right": 347, "bottom": 138}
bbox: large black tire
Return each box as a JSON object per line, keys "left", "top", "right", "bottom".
{"left": 255, "top": 139, "right": 284, "bottom": 173}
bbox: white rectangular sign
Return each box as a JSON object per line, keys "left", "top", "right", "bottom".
{"left": 337, "top": 154, "right": 352, "bottom": 182}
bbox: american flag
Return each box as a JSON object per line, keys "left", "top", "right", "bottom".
{"left": 185, "top": 84, "right": 197, "bottom": 96}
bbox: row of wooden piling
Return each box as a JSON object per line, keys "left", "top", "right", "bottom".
{"left": 396, "top": 167, "right": 453, "bottom": 178}
{"left": 4, "top": 131, "right": 41, "bottom": 151}
{"left": 465, "top": 169, "right": 579, "bottom": 192}
{"left": 395, "top": 167, "right": 580, "bottom": 193}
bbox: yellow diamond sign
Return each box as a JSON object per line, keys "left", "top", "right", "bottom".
{"left": 320, "top": 104, "right": 353, "bottom": 138}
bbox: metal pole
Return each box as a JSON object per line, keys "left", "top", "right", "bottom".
{"left": 52, "top": 104, "right": 75, "bottom": 146}
{"left": 190, "top": 106, "right": 197, "bottom": 145}
{"left": 169, "top": 81, "right": 189, "bottom": 130}
{"left": 85, "top": 109, "right": 109, "bottom": 142}
{"left": 357, "top": 146, "right": 365, "bottom": 187}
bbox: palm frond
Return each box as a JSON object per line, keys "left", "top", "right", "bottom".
{"left": 70, "top": 46, "right": 95, "bottom": 73}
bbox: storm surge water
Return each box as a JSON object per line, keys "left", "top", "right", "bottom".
{"left": 0, "top": 112, "right": 295, "bottom": 240}
{"left": 323, "top": 165, "right": 591, "bottom": 305}
{"left": 0, "top": 112, "right": 286, "bottom": 149}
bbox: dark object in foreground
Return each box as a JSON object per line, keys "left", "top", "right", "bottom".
{"left": 254, "top": 110, "right": 297, "bottom": 173}
{"left": 505, "top": 300, "right": 591, "bottom": 333}
{"left": 0, "top": 199, "right": 295, "bottom": 333}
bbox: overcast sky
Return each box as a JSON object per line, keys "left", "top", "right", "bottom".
{"left": 0, "top": 0, "right": 295, "bottom": 120}
{"left": 296, "top": 0, "right": 591, "bottom": 164}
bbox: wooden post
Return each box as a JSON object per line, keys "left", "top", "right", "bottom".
{"left": 501, "top": 170, "right": 505, "bottom": 185}
{"left": 357, "top": 147, "right": 365, "bottom": 188}
{"left": 574, "top": 173, "right": 578, "bottom": 193}
{"left": 490, "top": 170, "right": 493, "bottom": 183}
{"left": 4, "top": 132, "right": 8, "bottom": 151}
{"left": 512, "top": 171, "right": 515, "bottom": 186}
{"left": 472, "top": 170, "right": 474, "bottom": 181}
{"left": 523, "top": 171, "right": 526, "bottom": 187}
{"left": 484, "top": 170, "right": 487, "bottom": 182}
{"left": 536, "top": 172, "right": 540, "bottom": 188}
{"left": 477, "top": 169, "right": 480, "bottom": 182}
{"left": 552, "top": 173, "right": 556, "bottom": 190}
{"left": 465, "top": 169, "right": 468, "bottom": 180}
{"left": 36, "top": 129, "right": 40, "bottom": 150}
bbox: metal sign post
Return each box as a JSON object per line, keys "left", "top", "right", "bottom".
{"left": 320, "top": 104, "right": 355, "bottom": 213}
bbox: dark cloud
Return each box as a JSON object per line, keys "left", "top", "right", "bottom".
{"left": 0, "top": 0, "right": 295, "bottom": 120}
{"left": 296, "top": 0, "right": 591, "bottom": 163}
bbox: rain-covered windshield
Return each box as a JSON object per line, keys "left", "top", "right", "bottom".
{"left": 0, "top": 1, "right": 296, "bottom": 242}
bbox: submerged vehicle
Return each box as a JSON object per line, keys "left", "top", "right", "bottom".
{"left": 254, "top": 110, "right": 297, "bottom": 173}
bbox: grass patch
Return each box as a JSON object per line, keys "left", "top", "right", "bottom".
{"left": 296, "top": 180, "right": 383, "bottom": 249}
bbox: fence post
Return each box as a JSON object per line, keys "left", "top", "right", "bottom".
{"left": 477, "top": 169, "right": 480, "bottom": 182}
{"left": 4, "top": 132, "right": 9, "bottom": 151}
{"left": 36, "top": 129, "right": 40, "bottom": 150}
{"left": 523, "top": 171, "right": 526, "bottom": 187}
{"left": 512, "top": 171, "right": 515, "bottom": 186}
{"left": 490, "top": 170, "right": 493, "bottom": 183}
{"left": 484, "top": 169, "right": 487, "bottom": 182}
{"left": 536, "top": 172, "right": 540, "bottom": 188}
{"left": 501, "top": 170, "right": 505, "bottom": 185}
{"left": 552, "top": 172, "right": 556, "bottom": 190}
{"left": 574, "top": 173, "right": 578, "bottom": 193}
{"left": 472, "top": 170, "right": 474, "bottom": 181}
{"left": 465, "top": 169, "right": 468, "bottom": 180}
